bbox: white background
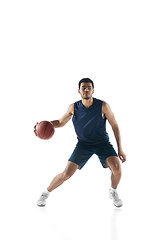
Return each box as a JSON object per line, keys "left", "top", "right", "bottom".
{"left": 0, "top": 1, "right": 160, "bottom": 239}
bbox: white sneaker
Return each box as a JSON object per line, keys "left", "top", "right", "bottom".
{"left": 109, "top": 189, "right": 123, "bottom": 207}
{"left": 37, "top": 191, "right": 49, "bottom": 207}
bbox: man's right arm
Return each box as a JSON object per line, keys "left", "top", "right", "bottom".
{"left": 51, "top": 103, "right": 74, "bottom": 128}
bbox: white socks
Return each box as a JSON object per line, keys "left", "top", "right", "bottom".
{"left": 110, "top": 187, "right": 117, "bottom": 192}
{"left": 43, "top": 189, "right": 50, "bottom": 196}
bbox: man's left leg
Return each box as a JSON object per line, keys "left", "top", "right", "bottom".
{"left": 104, "top": 156, "right": 123, "bottom": 207}
{"left": 105, "top": 156, "right": 122, "bottom": 189}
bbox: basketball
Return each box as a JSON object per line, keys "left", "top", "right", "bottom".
{"left": 35, "top": 121, "right": 55, "bottom": 140}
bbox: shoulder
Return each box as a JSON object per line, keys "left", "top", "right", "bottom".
{"left": 102, "top": 101, "right": 109, "bottom": 107}
{"left": 102, "top": 101, "right": 111, "bottom": 112}
{"left": 67, "top": 103, "right": 74, "bottom": 115}
{"left": 74, "top": 100, "right": 82, "bottom": 109}
{"left": 93, "top": 98, "right": 104, "bottom": 106}
{"left": 74, "top": 99, "right": 81, "bottom": 105}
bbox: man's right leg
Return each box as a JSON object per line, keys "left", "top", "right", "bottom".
{"left": 37, "top": 161, "right": 79, "bottom": 207}
{"left": 47, "top": 161, "right": 79, "bottom": 192}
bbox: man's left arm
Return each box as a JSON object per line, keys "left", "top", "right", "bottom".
{"left": 102, "top": 101, "right": 126, "bottom": 163}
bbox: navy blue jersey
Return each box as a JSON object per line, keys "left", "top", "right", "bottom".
{"left": 72, "top": 98, "right": 109, "bottom": 144}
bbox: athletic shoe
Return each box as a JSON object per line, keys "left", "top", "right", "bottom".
{"left": 37, "top": 191, "right": 49, "bottom": 207}
{"left": 109, "top": 189, "right": 123, "bottom": 207}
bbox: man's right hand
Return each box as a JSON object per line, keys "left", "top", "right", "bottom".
{"left": 34, "top": 122, "right": 38, "bottom": 136}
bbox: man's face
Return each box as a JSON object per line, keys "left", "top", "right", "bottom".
{"left": 78, "top": 82, "right": 94, "bottom": 100}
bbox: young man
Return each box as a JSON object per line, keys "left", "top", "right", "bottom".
{"left": 34, "top": 78, "right": 126, "bottom": 208}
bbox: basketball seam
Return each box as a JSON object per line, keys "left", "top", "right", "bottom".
{"left": 44, "top": 127, "right": 54, "bottom": 139}
{"left": 42, "top": 122, "right": 49, "bottom": 138}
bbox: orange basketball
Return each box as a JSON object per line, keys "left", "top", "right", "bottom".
{"left": 35, "top": 121, "right": 55, "bottom": 140}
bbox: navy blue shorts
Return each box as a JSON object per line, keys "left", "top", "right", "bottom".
{"left": 68, "top": 140, "right": 118, "bottom": 170}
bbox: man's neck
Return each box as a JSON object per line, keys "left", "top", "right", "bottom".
{"left": 82, "top": 97, "right": 94, "bottom": 108}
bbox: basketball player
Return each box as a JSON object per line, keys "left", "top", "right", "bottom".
{"left": 35, "top": 78, "right": 126, "bottom": 208}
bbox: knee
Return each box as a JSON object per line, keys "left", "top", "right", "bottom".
{"left": 112, "top": 163, "right": 121, "bottom": 176}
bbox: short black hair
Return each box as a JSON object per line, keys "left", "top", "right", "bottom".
{"left": 78, "top": 78, "right": 94, "bottom": 89}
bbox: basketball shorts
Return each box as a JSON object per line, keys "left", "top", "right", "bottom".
{"left": 68, "top": 140, "right": 118, "bottom": 170}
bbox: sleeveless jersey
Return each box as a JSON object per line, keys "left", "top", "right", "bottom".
{"left": 72, "top": 98, "right": 109, "bottom": 144}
